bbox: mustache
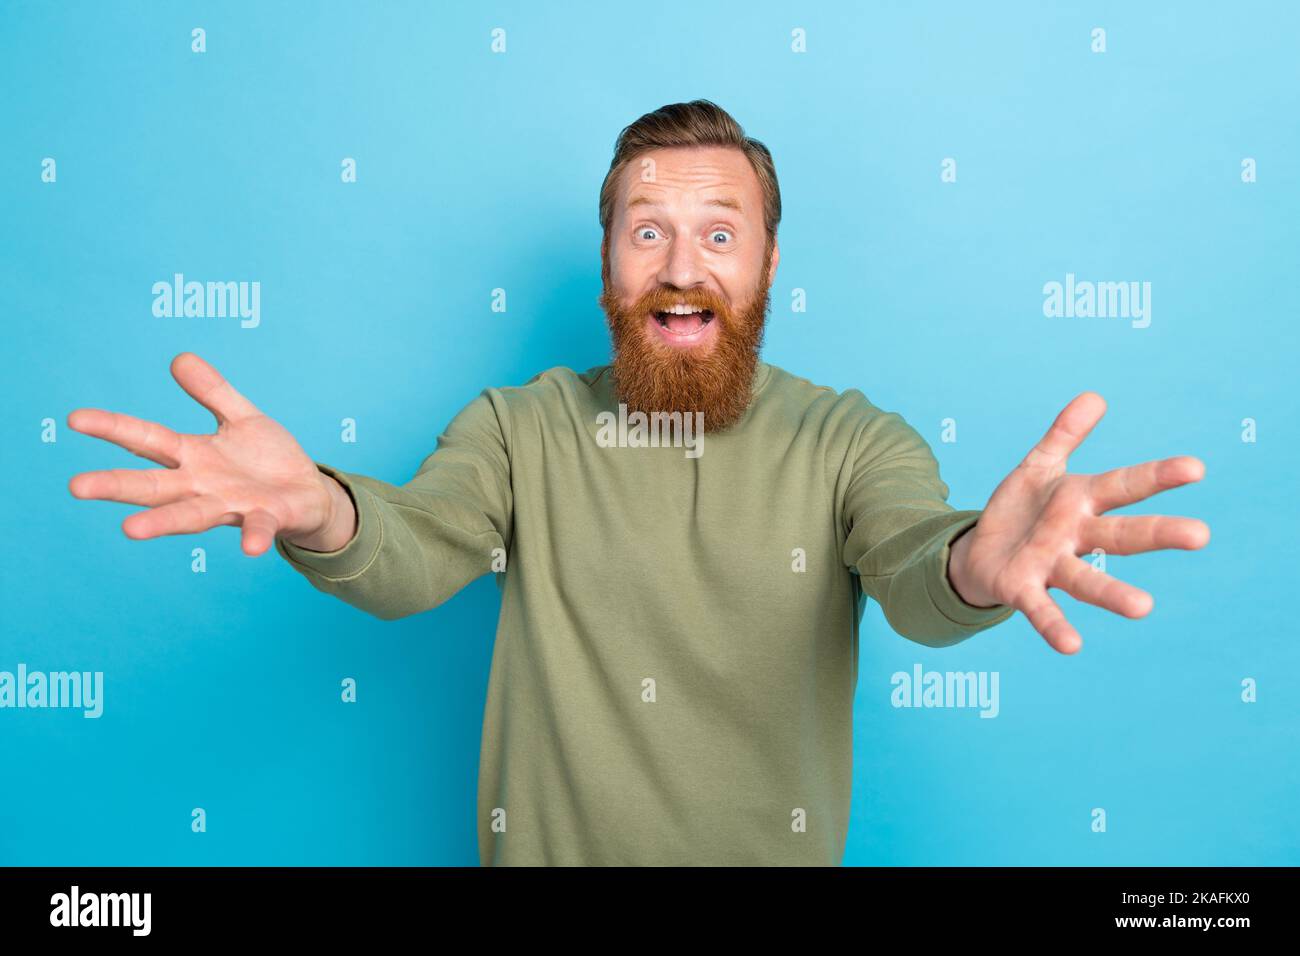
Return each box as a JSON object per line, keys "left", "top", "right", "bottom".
{"left": 634, "top": 288, "right": 729, "bottom": 316}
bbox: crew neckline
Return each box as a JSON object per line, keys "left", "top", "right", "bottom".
{"left": 589, "top": 358, "right": 773, "bottom": 399}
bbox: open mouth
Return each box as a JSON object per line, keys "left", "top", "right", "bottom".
{"left": 653, "top": 308, "right": 715, "bottom": 336}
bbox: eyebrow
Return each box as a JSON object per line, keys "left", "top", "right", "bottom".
{"left": 625, "top": 194, "right": 744, "bottom": 214}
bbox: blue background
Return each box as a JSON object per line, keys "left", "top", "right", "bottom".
{"left": 2, "top": 0, "right": 1296, "bottom": 865}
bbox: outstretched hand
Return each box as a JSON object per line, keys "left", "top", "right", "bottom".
{"left": 947, "top": 392, "right": 1210, "bottom": 654}
{"left": 68, "top": 352, "right": 350, "bottom": 556}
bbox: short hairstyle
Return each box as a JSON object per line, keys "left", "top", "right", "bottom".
{"left": 598, "top": 99, "right": 781, "bottom": 259}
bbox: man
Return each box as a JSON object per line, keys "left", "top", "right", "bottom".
{"left": 67, "top": 100, "right": 1209, "bottom": 866}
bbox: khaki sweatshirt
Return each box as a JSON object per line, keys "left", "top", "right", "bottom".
{"left": 275, "top": 361, "right": 1016, "bottom": 865}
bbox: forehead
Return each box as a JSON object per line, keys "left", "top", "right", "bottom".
{"left": 615, "top": 145, "right": 762, "bottom": 220}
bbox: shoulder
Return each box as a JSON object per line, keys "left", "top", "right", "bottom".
{"left": 761, "top": 362, "right": 893, "bottom": 429}
{"left": 490, "top": 364, "right": 612, "bottom": 404}
{"left": 762, "top": 363, "right": 934, "bottom": 461}
{"left": 474, "top": 364, "right": 613, "bottom": 431}
{"left": 521, "top": 363, "right": 613, "bottom": 391}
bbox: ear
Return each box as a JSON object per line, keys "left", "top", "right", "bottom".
{"left": 766, "top": 239, "right": 780, "bottom": 287}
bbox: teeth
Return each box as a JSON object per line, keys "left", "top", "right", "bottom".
{"left": 664, "top": 304, "right": 704, "bottom": 315}
{"left": 654, "top": 308, "right": 714, "bottom": 329}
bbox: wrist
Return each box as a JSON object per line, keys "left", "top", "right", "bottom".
{"left": 947, "top": 528, "right": 999, "bottom": 608}
{"left": 284, "top": 474, "right": 357, "bottom": 552}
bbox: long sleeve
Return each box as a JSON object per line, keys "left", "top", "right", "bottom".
{"left": 275, "top": 390, "right": 513, "bottom": 621}
{"left": 841, "top": 401, "right": 1015, "bottom": 648}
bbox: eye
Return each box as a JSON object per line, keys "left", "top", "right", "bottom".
{"left": 709, "top": 229, "right": 734, "bottom": 245}
{"left": 637, "top": 227, "right": 660, "bottom": 240}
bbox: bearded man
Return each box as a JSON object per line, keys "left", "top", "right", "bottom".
{"left": 67, "top": 100, "right": 1210, "bottom": 866}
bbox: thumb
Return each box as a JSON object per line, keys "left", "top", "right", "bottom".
{"left": 240, "top": 508, "right": 280, "bottom": 557}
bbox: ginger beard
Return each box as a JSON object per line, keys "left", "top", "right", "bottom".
{"left": 597, "top": 249, "right": 772, "bottom": 434}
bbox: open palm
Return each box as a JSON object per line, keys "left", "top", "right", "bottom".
{"left": 68, "top": 352, "right": 337, "bottom": 556}
{"left": 949, "top": 392, "right": 1210, "bottom": 654}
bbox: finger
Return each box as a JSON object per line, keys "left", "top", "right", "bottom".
{"left": 1078, "top": 513, "right": 1211, "bottom": 556}
{"left": 1017, "top": 585, "right": 1083, "bottom": 654}
{"left": 170, "top": 352, "right": 260, "bottom": 427}
{"left": 66, "top": 408, "right": 185, "bottom": 468}
{"left": 1052, "top": 553, "right": 1153, "bottom": 619}
{"left": 1087, "top": 456, "right": 1206, "bottom": 513}
{"left": 1020, "top": 392, "right": 1106, "bottom": 471}
{"left": 69, "top": 467, "right": 192, "bottom": 506}
{"left": 239, "top": 508, "right": 281, "bottom": 557}
{"left": 122, "top": 494, "right": 237, "bottom": 540}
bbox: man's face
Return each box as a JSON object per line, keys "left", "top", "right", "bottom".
{"left": 598, "top": 145, "right": 779, "bottom": 432}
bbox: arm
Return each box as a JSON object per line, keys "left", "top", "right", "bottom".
{"left": 66, "top": 352, "right": 513, "bottom": 623}
{"left": 275, "top": 390, "right": 513, "bottom": 621}
{"left": 841, "top": 402, "right": 1015, "bottom": 648}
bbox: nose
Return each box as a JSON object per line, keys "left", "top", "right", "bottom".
{"left": 657, "top": 233, "right": 708, "bottom": 293}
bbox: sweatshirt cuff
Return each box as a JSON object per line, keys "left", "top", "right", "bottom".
{"left": 274, "top": 463, "right": 384, "bottom": 581}
{"left": 925, "top": 511, "right": 1017, "bottom": 630}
